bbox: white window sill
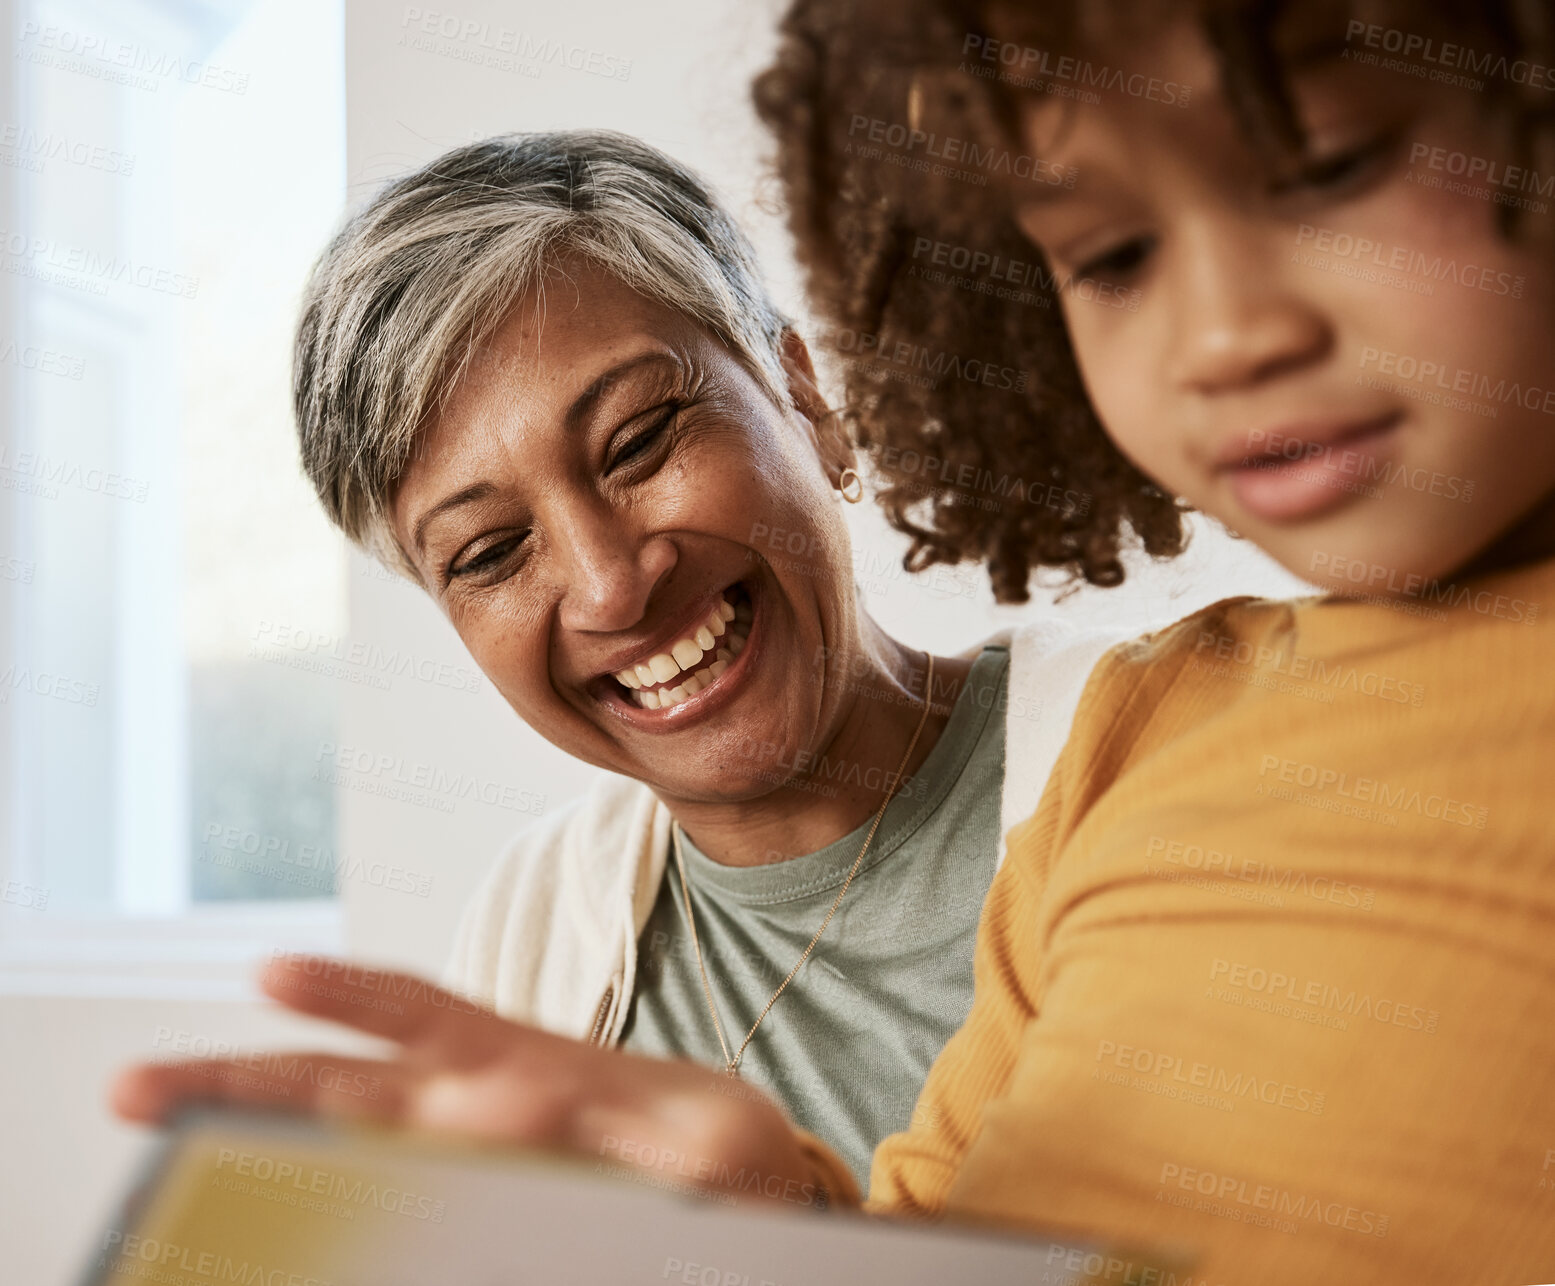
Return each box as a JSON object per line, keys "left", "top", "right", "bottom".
{"left": 0, "top": 902, "right": 344, "bottom": 1000}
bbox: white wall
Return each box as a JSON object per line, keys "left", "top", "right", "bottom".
{"left": 0, "top": 4, "right": 1307, "bottom": 1282}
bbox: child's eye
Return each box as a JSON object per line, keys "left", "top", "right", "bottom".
{"left": 1277, "top": 131, "right": 1400, "bottom": 197}
{"left": 1075, "top": 235, "right": 1156, "bottom": 282}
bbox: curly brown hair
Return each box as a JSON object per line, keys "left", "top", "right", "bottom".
{"left": 752, "top": 0, "right": 1555, "bottom": 602}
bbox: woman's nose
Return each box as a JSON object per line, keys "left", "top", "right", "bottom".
{"left": 1165, "top": 221, "right": 1332, "bottom": 396}
{"left": 554, "top": 509, "right": 677, "bottom": 634}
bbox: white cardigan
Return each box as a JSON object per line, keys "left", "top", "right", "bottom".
{"left": 443, "top": 621, "right": 1134, "bottom": 1045}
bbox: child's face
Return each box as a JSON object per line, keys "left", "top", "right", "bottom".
{"left": 1001, "top": 10, "right": 1555, "bottom": 593}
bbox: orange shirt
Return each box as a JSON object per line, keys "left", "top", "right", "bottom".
{"left": 809, "top": 555, "right": 1555, "bottom": 1285}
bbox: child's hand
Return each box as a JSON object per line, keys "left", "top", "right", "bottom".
{"left": 110, "top": 954, "right": 816, "bottom": 1208}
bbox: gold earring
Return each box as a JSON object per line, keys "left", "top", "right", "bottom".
{"left": 838, "top": 467, "right": 864, "bottom": 504}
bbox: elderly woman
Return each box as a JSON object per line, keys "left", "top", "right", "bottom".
{"left": 212, "top": 129, "right": 1127, "bottom": 1187}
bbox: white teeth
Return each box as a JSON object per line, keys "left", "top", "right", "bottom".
{"left": 615, "top": 592, "right": 748, "bottom": 704}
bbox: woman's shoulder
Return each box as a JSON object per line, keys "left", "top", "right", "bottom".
{"left": 442, "top": 773, "right": 667, "bottom": 1015}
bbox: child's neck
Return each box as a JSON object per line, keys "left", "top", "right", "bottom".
{"left": 1454, "top": 489, "right": 1555, "bottom": 583}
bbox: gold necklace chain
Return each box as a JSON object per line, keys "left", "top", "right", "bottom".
{"left": 670, "top": 653, "right": 937, "bottom": 1076}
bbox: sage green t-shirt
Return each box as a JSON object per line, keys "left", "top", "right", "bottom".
{"left": 620, "top": 646, "right": 1009, "bottom": 1188}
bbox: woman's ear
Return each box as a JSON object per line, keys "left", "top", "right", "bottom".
{"left": 779, "top": 328, "right": 856, "bottom": 483}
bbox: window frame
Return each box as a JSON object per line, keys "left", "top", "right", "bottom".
{"left": 0, "top": 0, "right": 346, "bottom": 1000}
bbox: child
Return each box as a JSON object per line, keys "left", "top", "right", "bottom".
{"left": 756, "top": 1, "right": 1555, "bottom": 1282}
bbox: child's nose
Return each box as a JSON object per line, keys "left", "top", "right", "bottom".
{"left": 1166, "top": 224, "right": 1332, "bottom": 395}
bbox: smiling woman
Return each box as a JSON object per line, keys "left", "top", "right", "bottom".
{"left": 285, "top": 131, "right": 1132, "bottom": 1185}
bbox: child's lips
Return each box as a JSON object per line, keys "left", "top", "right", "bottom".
{"left": 1218, "top": 413, "right": 1404, "bottom": 524}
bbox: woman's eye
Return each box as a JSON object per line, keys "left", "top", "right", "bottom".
{"left": 607, "top": 405, "right": 679, "bottom": 473}
{"left": 1074, "top": 235, "right": 1156, "bottom": 282}
{"left": 450, "top": 533, "right": 527, "bottom": 581}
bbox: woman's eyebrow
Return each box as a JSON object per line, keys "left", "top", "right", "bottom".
{"left": 413, "top": 480, "right": 498, "bottom": 555}
{"left": 563, "top": 350, "right": 685, "bottom": 435}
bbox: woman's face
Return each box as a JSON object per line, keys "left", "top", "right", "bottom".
{"left": 1001, "top": 8, "right": 1555, "bottom": 594}
{"left": 389, "top": 262, "right": 865, "bottom": 804}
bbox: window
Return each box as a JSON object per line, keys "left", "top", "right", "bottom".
{"left": 1, "top": 0, "right": 347, "bottom": 993}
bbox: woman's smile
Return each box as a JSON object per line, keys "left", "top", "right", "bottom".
{"left": 593, "top": 577, "right": 760, "bottom": 726}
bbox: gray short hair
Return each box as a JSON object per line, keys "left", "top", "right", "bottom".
{"left": 293, "top": 129, "right": 792, "bottom": 574}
